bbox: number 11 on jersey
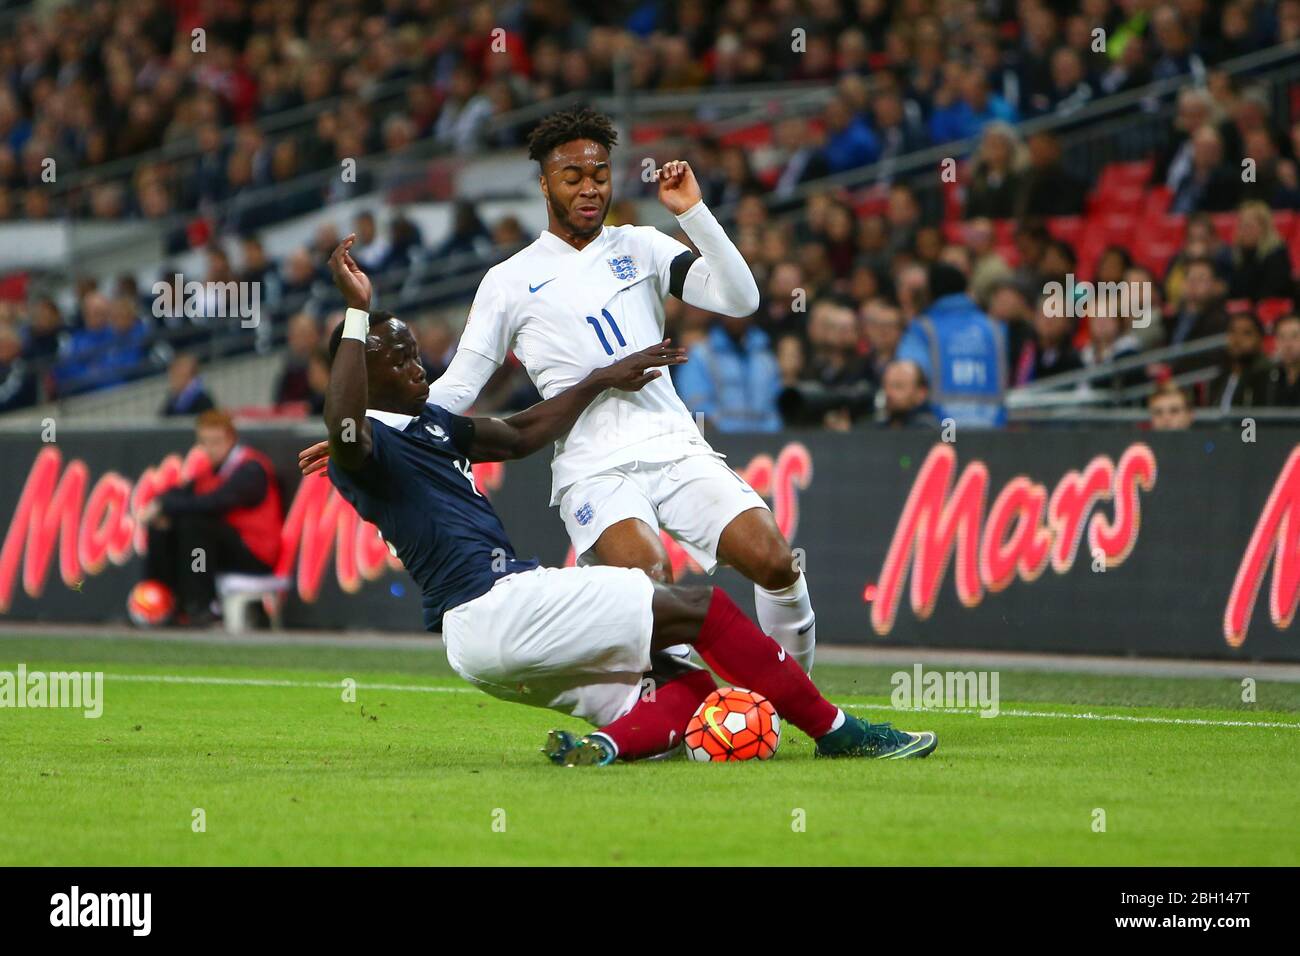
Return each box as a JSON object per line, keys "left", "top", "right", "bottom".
{"left": 585, "top": 309, "right": 626, "bottom": 355}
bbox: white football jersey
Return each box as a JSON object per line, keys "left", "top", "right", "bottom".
{"left": 459, "top": 225, "right": 718, "bottom": 503}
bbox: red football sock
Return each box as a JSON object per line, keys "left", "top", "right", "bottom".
{"left": 692, "top": 588, "right": 839, "bottom": 739}
{"left": 599, "top": 669, "right": 717, "bottom": 761}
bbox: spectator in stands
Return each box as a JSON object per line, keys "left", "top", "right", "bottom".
{"left": 350, "top": 210, "right": 393, "bottom": 275}
{"left": 135, "top": 410, "right": 283, "bottom": 627}
{"left": 675, "top": 313, "right": 781, "bottom": 433}
{"left": 1015, "top": 131, "right": 1086, "bottom": 217}
{"left": 1239, "top": 127, "right": 1300, "bottom": 209}
{"left": 1124, "top": 265, "right": 1168, "bottom": 349}
{"left": 1157, "top": 88, "right": 1222, "bottom": 188}
{"left": 0, "top": 323, "right": 36, "bottom": 411}
{"left": 1248, "top": 314, "right": 1300, "bottom": 406}
{"left": 435, "top": 200, "right": 494, "bottom": 263}
{"left": 1166, "top": 257, "right": 1228, "bottom": 348}
{"left": 771, "top": 117, "right": 829, "bottom": 200}
{"left": 820, "top": 95, "right": 879, "bottom": 174}
{"left": 755, "top": 261, "right": 807, "bottom": 345}
{"left": 1025, "top": 293, "right": 1085, "bottom": 383}
{"left": 985, "top": 280, "right": 1037, "bottom": 385}
{"left": 55, "top": 291, "right": 114, "bottom": 395}
{"left": 305, "top": 346, "right": 330, "bottom": 415}
{"left": 1165, "top": 213, "right": 1233, "bottom": 305}
{"left": 930, "top": 64, "right": 1017, "bottom": 144}
{"left": 1170, "top": 125, "right": 1241, "bottom": 213}
{"left": 1208, "top": 311, "right": 1270, "bottom": 409}
{"left": 965, "top": 123, "right": 1027, "bottom": 219}
{"left": 897, "top": 262, "right": 1007, "bottom": 427}
{"left": 776, "top": 335, "right": 805, "bottom": 387}
{"left": 434, "top": 65, "right": 494, "bottom": 153}
{"left": 800, "top": 299, "right": 875, "bottom": 429}
{"left": 417, "top": 317, "right": 455, "bottom": 382}
{"left": 237, "top": 236, "right": 282, "bottom": 311}
{"left": 862, "top": 298, "right": 904, "bottom": 388}
{"left": 273, "top": 314, "right": 320, "bottom": 406}
{"left": 160, "top": 353, "right": 216, "bottom": 417}
{"left": 1079, "top": 302, "right": 1145, "bottom": 400}
{"left": 871, "top": 87, "right": 930, "bottom": 166}
{"left": 1036, "top": 46, "right": 1095, "bottom": 118}
{"left": 878, "top": 359, "right": 939, "bottom": 430}
{"left": 1148, "top": 381, "right": 1195, "bottom": 430}
{"left": 1149, "top": 5, "right": 1208, "bottom": 83}
{"left": 23, "top": 296, "right": 65, "bottom": 363}
{"left": 1228, "top": 201, "right": 1295, "bottom": 300}
{"left": 884, "top": 183, "right": 922, "bottom": 260}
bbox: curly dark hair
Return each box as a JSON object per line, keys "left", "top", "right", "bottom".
{"left": 526, "top": 107, "right": 618, "bottom": 167}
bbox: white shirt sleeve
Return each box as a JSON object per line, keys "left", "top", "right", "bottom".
{"left": 456, "top": 270, "right": 517, "bottom": 365}
{"left": 425, "top": 346, "right": 500, "bottom": 414}
{"left": 675, "top": 202, "right": 761, "bottom": 317}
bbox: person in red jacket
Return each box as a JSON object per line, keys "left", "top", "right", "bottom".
{"left": 136, "top": 410, "right": 283, "bottom": 625}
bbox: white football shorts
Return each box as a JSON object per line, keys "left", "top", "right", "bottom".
{"left": 558, "top": 454, "right": 768, "bottom": 573}
{"left": 440, "top": 565, "right": 655, "bottom": 727}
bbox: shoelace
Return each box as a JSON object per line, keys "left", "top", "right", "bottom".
{"left": 862, "top": 721, "right": 911, "bottom": 753}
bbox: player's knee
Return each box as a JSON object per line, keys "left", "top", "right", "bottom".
{"left": 751, "top": 548, "right": 799, "bottom": 591}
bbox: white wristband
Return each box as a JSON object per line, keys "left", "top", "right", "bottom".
{"left": 342, "top": 308, "right": 370, "bottom": 343}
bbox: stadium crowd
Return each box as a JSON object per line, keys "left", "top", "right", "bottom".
{"left": 2, "top": 0, "right": 1297, "bottom": 224}
{"left": 1, "top": 0, "right": 1300, "bottom": 429}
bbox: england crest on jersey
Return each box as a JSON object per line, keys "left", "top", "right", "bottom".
{"left": 608, "top": 255, "right": 637, "bottom": 281}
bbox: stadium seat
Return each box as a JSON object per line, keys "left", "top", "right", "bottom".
{"left": 1258, "top": 298, "right": 1294, "bottom": 327}
{"left": 718, "top": 122, "right": 773, "bottom": 150}
{"left": 1100, "top": 159, "right": 1155, "bottom": 190}
{"left": 216, "top": 573, "right": 290, "bottom": 634}
{"left": 1142, "top": 186, "right": 1174, "bottom": 219}
{"left": 1046, "top": 215, "right": 1084, "bottom": 245}
{"left": 1211, "top": 212, "right": 1239, "bottom": 244}
{"left": 1091, "top": 183, "right": 1145, "bottom": 216}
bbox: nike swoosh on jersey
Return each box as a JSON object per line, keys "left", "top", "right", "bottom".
{"left": 528, "top": 278, "right": 557, "bottom": 293}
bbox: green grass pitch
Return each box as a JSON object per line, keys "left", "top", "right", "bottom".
{"left": 1, "top": 634, "right": 1297, "bottom": 866}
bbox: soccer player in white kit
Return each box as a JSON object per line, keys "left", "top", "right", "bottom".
{"left": 302, "top": 107, "right": 817, "bottom": 673}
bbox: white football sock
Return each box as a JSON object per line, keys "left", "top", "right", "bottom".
{"left": 754, "top": 571, "right": 816, "bottom": 674}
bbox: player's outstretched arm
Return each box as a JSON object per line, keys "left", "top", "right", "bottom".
{"left": 656, "top": 160, "right": 760, "bottom": 317}
{"left": 465, "top": 339, "right": 686, "bottom": 463}
{"left": 323, "top": 236, "right": 375, "bottom": 471}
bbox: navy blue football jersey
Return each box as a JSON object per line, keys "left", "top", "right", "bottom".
{"left": 327, "top": 404, "right": 538, "bottom": 631}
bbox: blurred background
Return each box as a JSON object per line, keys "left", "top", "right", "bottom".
{"left": 0, "top": 0, "right": 1298, "bottom": 657}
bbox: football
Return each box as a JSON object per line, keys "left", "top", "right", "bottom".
{"left": 684, "top": 688, "right": 780, "bottom": 762}
{"left": 126, "top": 580, "right": 176, "bottom": 627}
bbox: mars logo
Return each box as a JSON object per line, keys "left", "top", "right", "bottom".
{"left": 1224, "top": 446, "right": 1300, "bottom": 647}
{"left": 0, "top": 446, "right": 506, "bottom": 610}
{"left": 871, "top": 443, "right": 1157, "bottom": 635}
{"left": 0, "top": 446, "right": 213, "bottom": 611}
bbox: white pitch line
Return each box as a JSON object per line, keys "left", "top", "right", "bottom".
{"left": 109, "top": 673, "right": 473, "bottom": 694}
{"left": 844, "top": 703, "right": 1300, "bottom": 730}
{"left": 102, "top": 673, "right": 1300, "bottom": 730}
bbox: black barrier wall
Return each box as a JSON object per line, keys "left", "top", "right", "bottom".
{"left": 0, "top": 425, "right": 1297, "bottom": 661}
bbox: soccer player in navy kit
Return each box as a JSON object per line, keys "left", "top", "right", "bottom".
{"left": 322, "top": 236, "right": 936, "bottom": 764}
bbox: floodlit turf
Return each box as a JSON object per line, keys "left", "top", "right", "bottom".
{"left": 1, "top": 635, "right": 1297, "bottom": 866}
